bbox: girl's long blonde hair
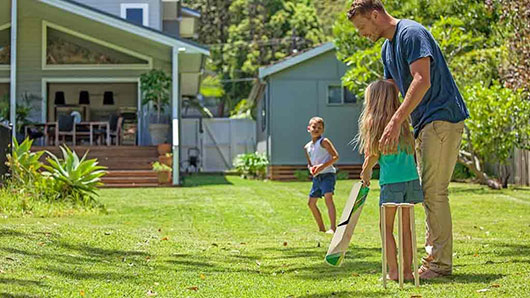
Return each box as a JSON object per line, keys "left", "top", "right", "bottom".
{"left": 355, "top": 80, "right": 414, "bottom": 156}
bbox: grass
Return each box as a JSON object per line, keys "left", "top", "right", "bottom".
{"left": 0, "top": 175, "right": 529, "bottom": 297}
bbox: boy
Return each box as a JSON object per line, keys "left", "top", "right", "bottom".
{"left": 304, "top": 117, "right": 339, "bottom": 234}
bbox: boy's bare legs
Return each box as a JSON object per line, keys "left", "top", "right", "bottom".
{"left": 324, "top": 193, "right": 336, "bottom": 231}
{"left": 401, "top": 208, "right": 414, "bottom": 280}
{"left": 308, "top": 197, "right": 326, "bottom": 232}
{"left": 382, "top": 206, "right": 399, "bottom": 280}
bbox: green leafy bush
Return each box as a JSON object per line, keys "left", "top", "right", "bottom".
{"left": 294, "top": 169, "right": 310, "bottom": 181}
{"left": 152, "top": 161, "right": 172, "bottom": 172}
{"left": 233, "top": 152, "right": 268, "bottom": 179}
{"left": 336, "top": 171, "right": 349, "bottom": 180}
{"left": 42, "top": 146, "right": 107, "bottom": 204}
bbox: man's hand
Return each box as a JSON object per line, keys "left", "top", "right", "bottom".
{"left": 360, "top": 168, "right": 372, "bottom": 187}
{"left": 379, "top": 119, "right": 401, "bottom": 154}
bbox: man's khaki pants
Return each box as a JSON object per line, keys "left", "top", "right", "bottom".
{"left": 415, "top": 120, "right": 465, "bottom": 275}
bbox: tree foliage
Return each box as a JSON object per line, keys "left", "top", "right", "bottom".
{"left": 186, "top": 0, "right": 325, "bottom": 115}
{"left": 334, "top": 0, "right": 529, "bottom": 188}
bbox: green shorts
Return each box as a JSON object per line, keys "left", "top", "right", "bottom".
{"left": 379, "top": 179, "right": 424, "bottom": 206}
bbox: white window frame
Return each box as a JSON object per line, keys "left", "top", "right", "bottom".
{"left": 120, "top": 3, "right": 149, "bottom": 27}
{"left": 0, "top": 23, "right": 11, "bottom": 70}
{"left": 327, "top": 84, "right": 356, "bottom": 105}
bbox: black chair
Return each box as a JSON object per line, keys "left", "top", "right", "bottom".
{"left": 56, "top": 115, "right": 76, "bottom": 145}
{"left": 94, "top": 114, "right": 123, "bottom": 146}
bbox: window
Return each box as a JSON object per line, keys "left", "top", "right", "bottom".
{"left": 121, "top": 4, "right": 149, "bottom": 27}
{"left": 261, "top": 97, "right": 267, "bottom": 132}
{"left": 327, "top": 85, "right": 357, "bottom": 105}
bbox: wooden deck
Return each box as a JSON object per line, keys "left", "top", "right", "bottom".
{"left": 268, "top": 164, "right": 364, "bottom": 181}
{"left": 32, "top": 146, "right": 165, "bottom": 188}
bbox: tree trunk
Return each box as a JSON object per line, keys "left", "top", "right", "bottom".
{"left": 458, "top": 151, "right": 502, "bottom": 190}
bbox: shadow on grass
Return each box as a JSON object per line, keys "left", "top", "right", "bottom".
{"left": 182, "top": 174, "right": 233, "bottom": 187}
{"left": 56, "top": 241, "right": 148, "bottom": 258}
{"left": 0, "top": 229, "right": 29, "bottom": 238}
{"left": 161, "top": 245, "right": 381, "bottom": 280}
{"left": 0, "top": 293, "right": 39, "bottom": 298}
{"left": 297, "top": 290, "right": 387, "bottom": 298}
{"left": 0, "top": 278, "right": 42, "bottom": 287}
{"left": 422, "top": 273, "right": 504, "bottom": 284}
{"left": 42, "top": 266, "right": 135, "bottom": 281}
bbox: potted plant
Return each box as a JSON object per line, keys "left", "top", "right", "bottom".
{"left": 158, "top": 152, "right": 172, "bottom": 167}
{"left": 140, "top": 69, "right": 172, "bottom": 146}
{"left": 152, "top": 161, "right": 172, "bottom": 184}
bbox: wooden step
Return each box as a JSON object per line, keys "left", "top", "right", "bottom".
{"left": 101, "top": 177, "right": 159, "bottom": 184}
{"left": 105, "top": 170, "right": 157, "bottom": 177}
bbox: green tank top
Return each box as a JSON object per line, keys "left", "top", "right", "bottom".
{"left": 378, "top": 149, "right": 419, "bottom": 185}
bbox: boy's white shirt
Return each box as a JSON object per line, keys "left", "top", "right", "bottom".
{"left": 305, "top": 137, "right": 336, "bottom": 175}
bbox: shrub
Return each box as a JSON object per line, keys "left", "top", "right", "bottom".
{"left": 152, "top": 161, "right": 172, "bottom": 172}
{"left": 294, "top": 169, "right": 310, "bottom": 181}
{"left": 233, "top": 152, "right": 268, "bottom": 179}
{"left": 42, "top": 146, "right": 107, "bottom": 204}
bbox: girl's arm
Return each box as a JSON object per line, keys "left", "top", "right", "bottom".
{"left": 312, "top": 138, "right": 339, "bottom": 175}
{"left": 361, "top": 154, "right": 379, "bottom": 187}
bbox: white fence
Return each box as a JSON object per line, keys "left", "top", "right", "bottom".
{"left": 181, "top": 118, "right": 256, "bottom": 172}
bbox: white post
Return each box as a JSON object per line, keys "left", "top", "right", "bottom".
{"left": 10, "top": 0, "right": 17, "bottom": 141}
{"left": 171, "top": 47, "right": 181, "bottom": 185}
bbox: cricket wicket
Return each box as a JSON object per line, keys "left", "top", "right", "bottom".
{"left": 380, "top": 203, "right": 420, "bottom": 289}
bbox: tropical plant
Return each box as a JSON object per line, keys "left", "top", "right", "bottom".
{"left": 152, "top": 161, "right": 172, "bottom": 172}
{"left": 140, "top": 69, "right": 172, "bottom": 123}
{"left": 6, "top": 137, "right": 45, "bottom": 185}
{"left": 233, "top": 152, "right": 268, "bottom": 179}
{"left": 42, "top": 146, "right": 107, "bottom": 202}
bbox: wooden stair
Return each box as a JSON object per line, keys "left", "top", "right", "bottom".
{"left": 269, "top": 164, "right": 364, "bottom": 181}
{"left": 32, "top": 146, "right": 167, "bottom": 188}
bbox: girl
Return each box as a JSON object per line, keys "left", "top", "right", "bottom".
{"left": 355, "top": 80, "right": 423, "bottom": 281}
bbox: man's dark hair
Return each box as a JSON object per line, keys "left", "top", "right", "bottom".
{"left": 347, "top": 0, "right": 385, "bottom": 20}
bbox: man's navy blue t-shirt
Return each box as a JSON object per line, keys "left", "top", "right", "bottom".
{"left": 381, "top": 19, "right": 469, "bottom": 138}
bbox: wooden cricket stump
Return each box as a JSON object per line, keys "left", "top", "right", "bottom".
{"left": 381, "top": 203, "right": 420, "bottom": 289}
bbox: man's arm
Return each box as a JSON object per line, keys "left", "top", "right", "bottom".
{"left": 379, "top": 57, "right": 431, "bottom": 154}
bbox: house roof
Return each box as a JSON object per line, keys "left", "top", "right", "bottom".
{"left": 40, "top": 0, "right": 209, "bottom": 55}
{"left": 182, "top": 7, "right": 201, "bottom": 18}
{"left": 258, "top": 42, "right": 335, "bottom": 79}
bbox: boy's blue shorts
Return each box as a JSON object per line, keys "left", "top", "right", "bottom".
{"left": 309, "top": 173, "right": 336, "bottom": 198}
{"left": 379, "top": 179, "right": 424, "bottom": 206}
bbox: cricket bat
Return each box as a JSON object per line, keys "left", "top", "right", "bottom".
{"left": 325, "top": 181, "right": 370, "bottom": 266}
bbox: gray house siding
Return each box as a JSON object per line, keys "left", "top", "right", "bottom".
{"left": 16, "top": 0, "right": 172, "bottom": 124}
{"left": 0, "top": 0, "right": 10, "bottom": 24}
{"left": 261, "top": 50, "right": 363, "bottom": 166}
{"left": 71, "top": 0, "right": 162, "bottom": 30}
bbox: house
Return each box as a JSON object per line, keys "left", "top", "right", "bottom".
{"left": 1, "top": 0, "right": 209, "bottom": 186}
{"left": 256, "top": 42, "right": 364, "bottom": 180}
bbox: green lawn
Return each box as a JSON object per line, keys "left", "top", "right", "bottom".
{"left": 1, "top": 176, "right": 529, "bottom": 297}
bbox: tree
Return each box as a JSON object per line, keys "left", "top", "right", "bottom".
{"left": 490, "top": 0, "right": 530, "bottom": 93}
{"left": 187, "top": 0, "right": 325, "bottom": 116}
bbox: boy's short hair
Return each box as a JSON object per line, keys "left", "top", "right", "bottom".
{"left": 309, "top": 116, "right": 325, "bottom": 129}
{"left": 347, "top": 0, "right": 385, "bottom": 20}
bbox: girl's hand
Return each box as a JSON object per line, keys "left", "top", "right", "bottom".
{"left": 360, "top": 168, "right": 372, "bottom": 187}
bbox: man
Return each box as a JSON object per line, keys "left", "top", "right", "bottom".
{"left": 347, "top": 0, "right": 469, "bottom": 279}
